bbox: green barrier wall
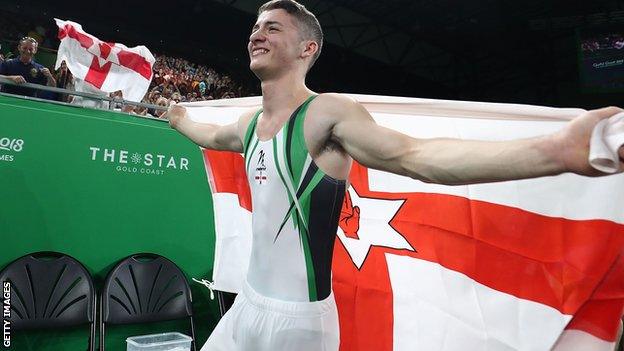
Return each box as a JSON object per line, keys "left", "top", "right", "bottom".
{"left": 0, "top": 95, "right": 219, "bottom": 350}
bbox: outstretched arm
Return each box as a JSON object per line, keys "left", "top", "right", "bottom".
{"left": 166, "top": 104, "right": 244, "bottom": 152}
{"left": 327, "top": 95, "right": 623, "bottom": 185}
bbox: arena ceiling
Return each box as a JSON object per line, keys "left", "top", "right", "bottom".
{"left": 209, "top": 0, "right": 624, "bottom": 101}
{"left": 3, "top": 0, "right": 624, "bottom": 105}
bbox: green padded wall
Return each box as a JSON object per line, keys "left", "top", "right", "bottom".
{"left": 0, "top": 94, "right": 220, "bottom": 350}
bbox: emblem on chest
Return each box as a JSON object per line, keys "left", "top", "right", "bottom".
{"left": 255, "top": 150, "right": 268, "bottom": 184}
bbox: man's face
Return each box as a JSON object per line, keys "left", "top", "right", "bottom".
{"left": 18, "top": 40, "right": 38, "bottom": 60}
{"left": 248, "top": 9, "right": 304, "bottom": 78}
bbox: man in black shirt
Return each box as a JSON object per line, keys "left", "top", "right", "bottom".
{"left": 0, "top": 37, "right": 56, "bottom": 98}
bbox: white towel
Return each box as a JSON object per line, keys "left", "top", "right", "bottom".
{"left": 589, "top": 112, "right": 624, "bottom": 173}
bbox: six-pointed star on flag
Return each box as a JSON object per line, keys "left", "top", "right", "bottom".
{"left": 337, "top": 185, "right": 416, "bottom": 270}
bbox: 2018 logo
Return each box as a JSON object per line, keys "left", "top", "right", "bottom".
{"left": 0, "top": 137, "right": 24, "bottom": 163}
{"left": 0, "top": 138, "right": 23, "bottom": 152}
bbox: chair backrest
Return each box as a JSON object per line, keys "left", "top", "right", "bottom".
{"left": 0, "top": 251, "right": 95, "bottom": 331}
{"left": 101, "top": 253, "right": 193, "bottom": 325}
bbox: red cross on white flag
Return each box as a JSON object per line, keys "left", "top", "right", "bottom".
{"left": 54, "top": 19, "right": 155, "bottom": 102}
{"left": 187, "top": 96, "right": 624, "bottom": 351}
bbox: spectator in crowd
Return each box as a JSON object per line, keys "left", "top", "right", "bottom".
{"left": 171, "top": 92, "right": 182, "bottom": 104}
{"left": 133, "top": 105, "right": 148, "bottom": 116}
{"left": 109, "top": 90, "right": 124, "bottom": 110}
{"left": 55, "top": 60, "right": 74, "bottom": 102}
{"left": 154, "top": 97, "right": 169, "bottom": 118}
{"left": 0, "top": 36, "right": 56, "bottom": 98}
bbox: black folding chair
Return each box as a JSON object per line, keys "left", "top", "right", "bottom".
{"left": 0, "top": 251, "right": 96, "bottom": 350}
{"left": 100, "top": 253, "right": 197, "bottom": 351}
{"left": 216, "top": 291, "right": 237, "bottom": 317}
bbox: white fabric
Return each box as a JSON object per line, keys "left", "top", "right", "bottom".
{"left": 185, "top": 105, "right": 257, "bottom": 294}
{"left": 589, "top": 112, "right": 624, "bottom": 173}
{"left": 552, "top": 330, "right": 618, "bottom": 351}
{"left": 208, "top": 193, "right": 252, "bottom": 293}
{"left": 70, "top": 78, "right": 109, "bottom": 109}
{"left": 201, "top": 281, "right": 339, "bottom": 351}
{"left": 54, "top": 19, "right": 155, "bottom": 102}
{"left": 386, "top": 254, "right": 572, "bottom": 351}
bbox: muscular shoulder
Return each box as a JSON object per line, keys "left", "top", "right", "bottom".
{"left": 309, "top": 93, "right": 371, "bottom": 126}
{"left": 312, "top": 93, "right": 359, "bottom": 116}
{"left": 236, "top": 107, "right": 261, "bottom": 141}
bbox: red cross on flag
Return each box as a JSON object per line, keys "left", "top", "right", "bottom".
{"left": 184, "top": 95, "right": 624, "bottom": 351}
{"left": 54, "top": 19, "right": 155, "bottom": 102}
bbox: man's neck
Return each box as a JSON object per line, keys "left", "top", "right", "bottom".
{"left": 260, "top": 74, "right": 313, "bottom": 122}
{"left": 19, "top": 56, "right": 32, "bottom": 64}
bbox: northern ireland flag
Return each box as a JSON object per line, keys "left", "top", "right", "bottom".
{"left": 54, "top": 19, "right": 155, "bottom": 102}
{"left": 184, "top": 95, "right": 624, "bottom": 351}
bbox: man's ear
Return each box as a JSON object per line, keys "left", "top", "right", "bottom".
{"left": 301, "top": 40, "right": 318, "bottom": 59}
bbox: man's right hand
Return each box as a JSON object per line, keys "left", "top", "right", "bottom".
{"left": 9, "top": 75, "right": 26, "bottom": 84}
{"left": 166, "top": 104, "right": 186, "bottom": 129}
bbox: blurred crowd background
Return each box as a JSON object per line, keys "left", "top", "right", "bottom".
{"left": 0, "top": 10, "right": 258, "bottom": 118}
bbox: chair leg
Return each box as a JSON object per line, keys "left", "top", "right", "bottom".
{"left": 90, "top": 291, "right": 96, "bottom": 351}
{"left": 217, "top": 291, "right": 226, "bottom": 317}
{"left": 99, "top": 294, "right": 105, "bottom": 351}
{"left": 190, "top": 316, "right": 197, "bottom": 351}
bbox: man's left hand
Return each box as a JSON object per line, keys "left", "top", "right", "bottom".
{"left": 553, "top": 106, "right": 624, "bottom": 176}
{"left": 41, "top": 68, "right": 52, "bottom": 78}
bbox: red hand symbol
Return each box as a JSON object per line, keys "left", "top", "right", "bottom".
{"left": 339, "top": 190, "right": 361, "bottom": 239}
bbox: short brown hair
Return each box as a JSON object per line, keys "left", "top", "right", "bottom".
{"left": 258, "top": 0, "right": 323, "bottom": 69}
{"left": 19, "top": 36, "right": 38, "bottom": 47}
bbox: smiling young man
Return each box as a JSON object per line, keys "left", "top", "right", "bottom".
{"left": 166, "top": 1, "right": 624, "bottom": 350}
